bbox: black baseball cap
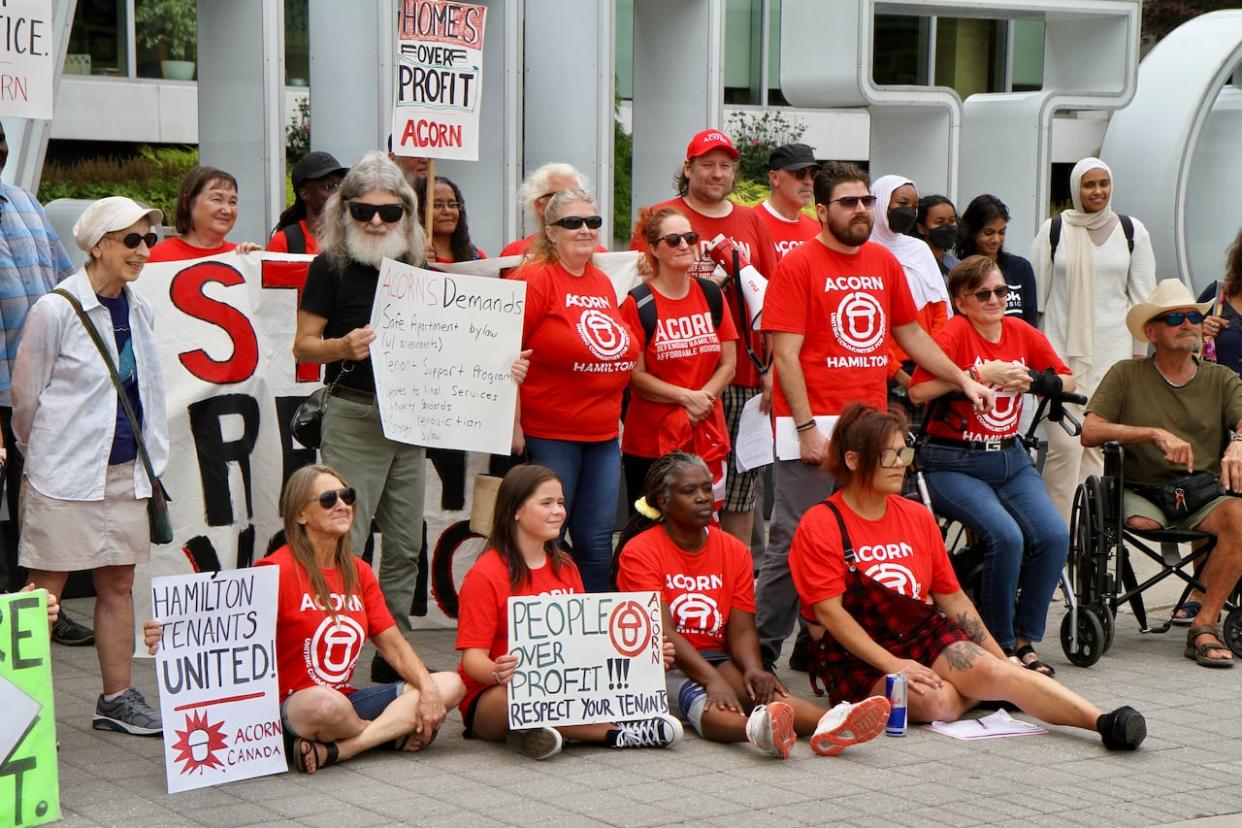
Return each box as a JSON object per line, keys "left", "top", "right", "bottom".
{"left": 292, "top": 151, "right": 348, "bottom": 190}
{"left": 768, "top": 143, "right": 819, "bottom": 172}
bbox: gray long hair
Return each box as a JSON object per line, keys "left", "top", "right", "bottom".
{"left": 318, "top": 150, "right": 427, "bottom": 269}
{"left": 517, "top": 162, "right": 588, "bottom": 232}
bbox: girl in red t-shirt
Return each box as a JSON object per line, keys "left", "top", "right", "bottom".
{"left": 620, "top": 208, "right": 738, "bottom": 512}
{"left": 616, "top": 452, "right": 889, "bottom": 758}
{"left": 456, "top": 464, "right": 682, "bottom": 760}
{"left": 789, "top": 404, "right": 1146, "bottom": 750}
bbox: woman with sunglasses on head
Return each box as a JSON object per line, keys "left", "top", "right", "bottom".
{"left": 144, "top": 464, "right": 464, "bottom": 773}
{"left": 907, "top": 255, "right": 1074, "bottom": 675}
{"left": 789, "top": 403, "right": 1146, "bottom": 750}
{"left": 415, "top": 176, "right": 487, "bottom": 263}
{"left": 912, "top": 194, "right": 959, "bottom": 278}
{"left": 956, "top": 195, "right": 1038, "bottom": 326}
{"left": 512, "top": 188, "right": 639, "bottom": 592}
{"left": 618, "top": 207, "right": 737, "bottom": 513}
{"left": 148, "top": 165, "right": 261, "bottom": 262}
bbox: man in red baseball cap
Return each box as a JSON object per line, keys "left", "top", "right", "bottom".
{"left": 630, "top": 129, "right": 777, "bottom": 553}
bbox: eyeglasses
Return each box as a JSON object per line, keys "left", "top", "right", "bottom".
{"left": 879, "top": 447, "right": 915, "bottom": 468}
{"left": 659, "top": 232, "right": 700, "bottom": 247}
{"left": 788, "top": 167, "right": 819, "bottom": 181}
{"left": 109, "top": 231, "right": 159, "bottom": 249}
{"left": 308, "top": 487, "right": 356, "bottom": 509}
{"left": 1154, "top": 311, "right": 1204, "bottom": 326}
{"left": 968, "top": 285, "right": 1011, "bottom": 303}
{"left": 827, "top": 195, "right": 877, "bottom": 210}
{"left": 550, "top": 215, "right": 603, "bottom": 230}
{"left": 432, "top": 200, "right": 460, "bottom": 211}
{"left": 347, "top": 202, "right": 406, "bottom": 223}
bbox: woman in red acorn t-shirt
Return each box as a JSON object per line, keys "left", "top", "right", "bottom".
{"left": 147, "top": 165, "right": 261, "bottom": 262}
{"left": 789, "top": 403, "right": 1146, "bottom": 750}
{"left": 512, "top": 188, "right": 638, "bottom": 593}
{"left": 145, "top": 464, "right": 465, "bottom": 775}
{"left": 616, "top": 452, "right": 888, "bottom": 759}
{"left": 456, "top": 464, "right": 681, "bottom": 760}
{"left": 908, "top": 255, "right": 1074, "bottom": 676}
{"left": 620, "top": 208, "right": 737, "bottom": 512}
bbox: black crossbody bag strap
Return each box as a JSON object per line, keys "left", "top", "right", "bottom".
{"left": 821, "top": 500, "right": 857, "bottom": 570}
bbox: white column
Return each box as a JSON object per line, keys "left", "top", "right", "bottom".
{"left": 4, "top": 0, "right": 77, "bottom": 192}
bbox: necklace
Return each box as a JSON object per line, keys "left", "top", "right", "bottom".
{"left": 1154, "top": 358, "right": 1198, "bottom": 389}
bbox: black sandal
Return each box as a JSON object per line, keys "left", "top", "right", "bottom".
{"left": 293, "top": 737, "right": 339, "bottom": 774}
{"left": 1010, "top": 644, "right": 1056, "bottom": 677}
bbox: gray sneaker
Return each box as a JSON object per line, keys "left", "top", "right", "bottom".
{"left": 93, "top": 688, "right": 162, "bottom": 736}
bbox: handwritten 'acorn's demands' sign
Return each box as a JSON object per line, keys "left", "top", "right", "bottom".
{"left": 507, "top": 592, "right": 668, "bottom": 730}
{"left": 152, "top": 568, "right": 284, "bottom": 794}
{"left": 0, "top": 590, "right": 58, "bottom": 828}
{"left": 370, "top": 258, "right": 525, "bottom": 455}
{"left": 391, "top": 0, "right": 487, "bottom": 161}
{"left": 0, "top": 1, "right": 53, "bottom": 120}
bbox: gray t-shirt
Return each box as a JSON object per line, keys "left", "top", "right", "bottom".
{"left": 1086, "top": 357, "right": 1242, "bottom": 485}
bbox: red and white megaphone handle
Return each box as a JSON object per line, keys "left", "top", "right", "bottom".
{"left": 707, "top": 234, "right": 766, "bottom": 331}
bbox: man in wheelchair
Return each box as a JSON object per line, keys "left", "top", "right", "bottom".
{"left": 1081, "top": 279, "right": 1242, "bottom": 668}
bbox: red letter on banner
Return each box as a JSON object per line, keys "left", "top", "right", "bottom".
{"left": 260, "top": 258, "right": 321, "bottom": 382}
{"left": 170, "top": 261, "right": 259, "bottom": 383}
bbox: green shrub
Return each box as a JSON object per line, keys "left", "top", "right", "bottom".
{"left": 727, "top": 110, "right": 807, "bottom": 185}
{"left": 613, "top": 102, "right": 633, "bottom": 245}
{"left": 39, "top": 145, "right": 199, "bottom": 221}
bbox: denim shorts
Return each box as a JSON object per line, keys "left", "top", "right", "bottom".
{"left": 281, "top": 682, "right": 404, "bottom": 747}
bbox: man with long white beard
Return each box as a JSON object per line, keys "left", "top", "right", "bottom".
{"left": 293, "top": 151, "right": 430, "bottom": 684}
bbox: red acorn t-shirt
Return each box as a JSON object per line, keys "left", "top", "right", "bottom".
{"left": 147, "top": 237, "right": 237, "bottom": 263}
{"left": 516, "top": 260, "right": 639, "bottom": 441}
{"left": 616, "top": 525, "right": 754, "bottom": 652}
{"left": 455, "top": 548, "right": 585, "bottom": 713}
{"left": 256, "top": 545, "right": 395, "bottom": 699}
{"left": 756, "top": 201, "right": 820, "bottom": 261}
{"left": 790, "top": 493, "right": 960, "bottom": 622}
{"left": 630, "top": 198, "right": 776, "bottom": 389}
{"left": 618, "top": 280, "right": 738, "bottom": 457}
{"left": 911, "top": 316, "right": 1069, "bottom": 442}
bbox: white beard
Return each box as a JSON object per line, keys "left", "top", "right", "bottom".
{"left": 345, "top": 222, "right": 411, "bottom": 268}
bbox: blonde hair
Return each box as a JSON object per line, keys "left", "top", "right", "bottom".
{"left": 518, "top": 162, "right": 588, "bottom": 231}
{"left": 526, "top": 188, "right": 597, "bottom": 267}
{"left": 279, "top": 464, "right": 359, "bottom": 618}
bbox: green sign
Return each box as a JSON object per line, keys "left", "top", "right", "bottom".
{"left": 0, "top": 590, "right": 59, "bottom": 827}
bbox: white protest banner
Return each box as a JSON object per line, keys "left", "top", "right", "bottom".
{"left": 507, "top": 592, "right": 667, "bottom": 729}
{"left": 0, "top": 1, "right": 53, "bottom": 119}
{"left": 152, "top": 567, "right": 283, "bottom": 793}
{"left": 369, "top": 258, "right": 525, "bottom": 454}
{"left": 391, "top": 0, "right": 487, "bottom": 161}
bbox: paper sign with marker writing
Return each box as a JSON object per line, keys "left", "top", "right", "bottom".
{"left": 0, "top": 1, "right": 53, "bottom": 119}
{"left": 152, "top": 568, "right": 284, "bottom": 793}
{"left": 369, "top": 257, "right": 525, "bottom": 454}
{"left": 507, "top": 592, "right": 667, "bottom": 729}
{"left": 0, "top": 590, "right": 58, "bottom": 827}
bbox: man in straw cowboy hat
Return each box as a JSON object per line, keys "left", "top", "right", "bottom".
{"left": 1081, "top": 278, "right": 1242, "bottom": 667}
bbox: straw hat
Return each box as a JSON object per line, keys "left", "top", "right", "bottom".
{"left": 1124, "top": 278, "right": 1213, "bottom": 342}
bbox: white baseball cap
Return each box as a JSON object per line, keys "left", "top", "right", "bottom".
{"left": 72, "top": 196, "right": 164, "bottom": 252}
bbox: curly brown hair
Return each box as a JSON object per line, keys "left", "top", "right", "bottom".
{"left": 634, "top": 206, "right": 688, "bottom": 276}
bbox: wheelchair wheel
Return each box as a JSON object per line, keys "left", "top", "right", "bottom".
{"left": 1224, "top": 607, "right": 1242, "bottom": 659}
{"left": 1095, "top": 602, "right": 1116, "bottom": 653}
{"left": 1060, "top": 607, "right": 1106, "bottom": 667}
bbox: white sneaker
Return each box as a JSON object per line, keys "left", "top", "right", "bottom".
{"left": 506, "top": 726, "right": 563, "bottom": 760}
{"left": 745, "top": 701, "right": 796, "bottom": 759}
{"left": 810, "top": 696, "right": 890, "bottom": 756}
{"left": 611, "top": 714, "right": 683, "bottom": 749}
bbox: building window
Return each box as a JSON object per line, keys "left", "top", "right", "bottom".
{"left": 67, "top": 0, "right": 127, "bottom": 77}
{"left": 873, "top": 14, "right": 932, "bottom": 86}
{"left": 1011, "top": 19, "right": 1044, "bottom": 92}
{"left": 134, "top": 0, "right": 198, "bottom": 80}
{"left": 286, "top": 0, "right": 309, "bottom": 86}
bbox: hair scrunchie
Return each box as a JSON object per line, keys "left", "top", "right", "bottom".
{"left": 634, "top": 496, "right": 662, "bottom": 520}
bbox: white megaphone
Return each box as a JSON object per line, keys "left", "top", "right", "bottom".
{"left": 707, "top": 234, "right": 766, "bottom": 331}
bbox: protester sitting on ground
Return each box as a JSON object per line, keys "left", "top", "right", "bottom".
{"left": 147, "top": 165, "right": 261, "bottom": 262}
{"left": 145, "top": 464, "right": 464, "bottom": 773}
{"left": 615, "top": 452, "right": 889, "bottom": 758}
{"left": 912, "top": 194, "right": 959, "bottom": 278}
{"left": 499, "top": 163, "right": 606, "bottom": 263}
{"left": 415, "top": 176, "right": 487, "bottom": 263}
{"left": 1081, "top": 278, "right": 1242, "bottom": 668}
{"left": 267, "top": 151, "right": 348, "bottom": 255}
{"left": 387, "top": 134, "right": 429, "bottom": 187}
{"left": 15, "top": 196, "right": 169, "bottom": 736}
{"left": 512, "top": 188, "right": 638, "bottom": 592}
{"left": 908, "top": 255, "right": 1074, "bottom": 675}
{"left": 619, "top": 207, "right": 737, "bottom": 511}
{"left": 789, "top": 403, "right": 1147, "bottom": 749}
{"left": 456, "top": 463, "right": 681, "bottom": 760}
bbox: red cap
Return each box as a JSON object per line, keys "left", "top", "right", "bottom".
{"left": 685, "top": 129, "right": 739, "bottom": 161}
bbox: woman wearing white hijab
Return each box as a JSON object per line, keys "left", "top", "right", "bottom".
{"left": 870, "top": 175, "right": 953, "bottom": 406}
{"left": 1030, "top": 157, "right": 1157, "bottom": 521}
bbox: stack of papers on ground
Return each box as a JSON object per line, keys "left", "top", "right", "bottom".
{"left": 926, "top": 709, "right": 1048, "bottom": 740}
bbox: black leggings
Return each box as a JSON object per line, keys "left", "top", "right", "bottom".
{"left": 622, "top": 454, "right": 656, "bottom": 512}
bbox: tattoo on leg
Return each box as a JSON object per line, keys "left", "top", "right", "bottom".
{"left": 954, "top": 611, "right": 988, "bottom": 645}
{"left": 944, "top": 642, "right": 985, "bottom": 671}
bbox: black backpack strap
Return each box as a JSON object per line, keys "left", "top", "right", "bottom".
{"left": 285, "top": 221, "right": 306, "bottom": 255}
{"left": 1118, "top": 214, "right": 1135, "bottom": 255}
{"left": 821, "top": 501, "right": 857, "bottom": 568}
{"left": 627, "top": 283, "right": 657, "bottom": 346}
{"left": 695, "top": 276, "right": 724, "bottom": 330}
{"left": 1049, "top": 217, "right": 1062, "bottom": 262}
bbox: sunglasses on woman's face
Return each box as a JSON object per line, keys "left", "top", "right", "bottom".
{"left": 1155, "top": 311, "right": 1204, "bottom": 326}
{"left": 309, "top": 487, "right": 356, "bottom": 509}
{"left": 347, "top": 202, "right": 406, "bottom": 223}
{"left": 549, "top": 215, "right": 603, "bottom": 230}
{"left": 659, "top": 232, "right": 700, "bottom": 247}
{"left": 969, "top": 285, "right": 1010, "bottom": 303}
{"left": 879, "top": 447, "right": 916, "bottom": 468}
{"left": 110, "top": 231, "right": 159, "bottom": 249}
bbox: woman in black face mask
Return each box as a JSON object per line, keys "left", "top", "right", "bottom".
{"left": 913, "top": 195, "right": 960, "bottom": 278}
{"left": 869, "top": 175, "right": 953, "bottom": 414}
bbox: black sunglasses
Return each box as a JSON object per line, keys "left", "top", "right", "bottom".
{"left": 348, "top": 202, "right": 406, "bottom": 223}
{"left": 788, "top": 167, "right": 819, "bottom": 180}
{"left": 1155, "top": 311, "right": 1204, "bottom": 326}
{"left": 309, "top": 487, "right": 356, "bottom": 509}
{"left": 969, "top": 285, "right": 1011, "bottom": 303}
{"left": 828, "top": 195, "right": 877, "bottom": 210}
{"left": 659, "top": 232, "right": 700, "bottom": 247}
{"left": 550, "top": 215, "right": 603, "bottom": 230}
{"left": 110, "top": 231, "right": 159, "bottom": 249}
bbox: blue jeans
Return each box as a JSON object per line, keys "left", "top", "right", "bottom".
{"left": 918, "top": 441, "right": 1068, "bottom": 649}
{"left": 524, "top": 436, "right": 620, "bottom": 592}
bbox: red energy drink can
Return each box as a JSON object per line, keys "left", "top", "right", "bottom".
{"left": 885, "top": 673, "right": 908, "bottom": 736}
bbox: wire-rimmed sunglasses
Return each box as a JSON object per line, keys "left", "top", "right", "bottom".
{"left": 308, "top": 487, "right": 357, "bottom": 509}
